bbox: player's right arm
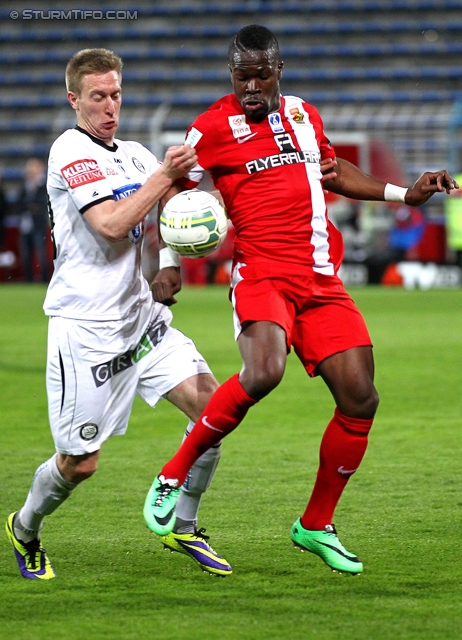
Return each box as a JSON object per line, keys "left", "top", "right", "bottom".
{"left": 83, "top": 145, "right": 197, "bottom": 242}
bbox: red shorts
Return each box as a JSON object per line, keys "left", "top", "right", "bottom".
{"left": 230, "top": 260, "right": 372, "bottom": 377}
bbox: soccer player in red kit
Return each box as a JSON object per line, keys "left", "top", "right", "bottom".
{"left": 145, "top": 25, "right": 458, "bottom": 573}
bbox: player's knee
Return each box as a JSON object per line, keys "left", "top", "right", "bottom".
{"left": 342, "top": 387, "right": 379, "bottom": 419}
{"left": 58, "top": 452, "right": 99, "bottom": 484}
{"left": 241, "top": 360, "right": 285, "bottom": 399}
{"left": 73, "top": 463, "right": 98, "bottom": 483}
{"left": 360, "top": 388, "right": 379, "bottom": 418}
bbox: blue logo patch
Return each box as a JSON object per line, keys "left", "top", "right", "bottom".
{"left": 268, "top": 112, "right": 284, "bottom": 133}
{"left": 112, "top": 183, "right": 142, "bottom": 201}
{"left": 128, "top": 223, "right": 143, "bottom": 244}
{"left": 112, "top": 184, "right": 144, "bottom": 243}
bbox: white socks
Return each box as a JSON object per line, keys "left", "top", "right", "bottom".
{"left": 15, "top": 453, "right": 76, "bottom": 542}
{"left": 174, "top": 420, "right": 222, "bottom": 534}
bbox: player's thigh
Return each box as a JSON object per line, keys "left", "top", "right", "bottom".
{"left": 292, "top": 283, "right": 372, "bottom": 377}
{"left": 231, "top": 261, "right": 296, "bottom": 345}
{"left": 136, "top": 326, "right": 213, "bottom": 419}
{"left": 47, "top": 317, "right": 138, "bottom": 455}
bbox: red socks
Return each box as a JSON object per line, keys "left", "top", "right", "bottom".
{"left": 301, "top": 408, "right": 373, "bottom": 531}
{"left": 161, "top": 374, "right": 257, "bottom": 485}
{"left": 161, "top": 382, "right": 372, "bottom": 531}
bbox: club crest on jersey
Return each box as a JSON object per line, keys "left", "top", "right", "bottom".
{"left": 132, "top": 157, "right": 146, "bottom": 173}
{"left": 289, "top": 108, "right": 305, "bottom": 124}
{"left": 228, "top": 115, "right": 252, "bottom": 139}
{"left": 80, "top": 423, "right": 99, "bottom": 441}
{"left": 61, "top": 159, "right": 105, "bottom": 188}
{"left": 268, "top": 112, "right": 284, "bottom": 133}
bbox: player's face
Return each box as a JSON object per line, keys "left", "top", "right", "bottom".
{"left": 230, "top": 49, "right": 283, "bottom": 122}
{"left": 68, "top": 70, "right": 121, "bottom": 145}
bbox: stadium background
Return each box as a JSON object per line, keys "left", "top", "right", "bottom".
{"left": 0, "top": 0, "right": 462, "bottom": 286}
{"left": 1, "top": 5, "right": 462, "bottom": 638}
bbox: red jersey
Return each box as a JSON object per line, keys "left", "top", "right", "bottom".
{"left": 180, "top": 93, "right": 343, "bottom": 273}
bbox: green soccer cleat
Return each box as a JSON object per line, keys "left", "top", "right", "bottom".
{"left": 144, "top": 475, "right": 180, "bottom": 536}
{"left": 291, "top": 518, "right": 363, "bottom": 574}
{"left": 5, "top": 512, "right": 56, "bottom": 580}
{"left": 160, "top": 528, "right": 232, "bottom": 576}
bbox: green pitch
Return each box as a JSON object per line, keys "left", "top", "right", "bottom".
{"left": 1, "top": 284, "right": 461, "bottom": 640}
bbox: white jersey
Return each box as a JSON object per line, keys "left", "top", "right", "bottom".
{"left": 44, "top": 126, "right": 161, "bottom": 320}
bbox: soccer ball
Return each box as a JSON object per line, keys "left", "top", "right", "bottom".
{"left": 159, "top": 189, "right": 228, "bottom": 258}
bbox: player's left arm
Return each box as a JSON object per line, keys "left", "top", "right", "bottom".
{"left": 323, "top": 157, "right": 459, "bottom": 206}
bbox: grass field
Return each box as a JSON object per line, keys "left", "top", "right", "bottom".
{"left": 1, "top": 283, "right": 462, "bottom": 640}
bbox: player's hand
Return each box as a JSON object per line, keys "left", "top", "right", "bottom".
{"left": 150, "top": 267, "right": 182, "bottom": 306}
{"left": 161, "top": 144, "right": 198, "bottom": 181}
{"left": 405, "top": 170, "right": 459, "bottom": 206}
{"left": 320, "top": 157, "right": 338, "bottom": 182}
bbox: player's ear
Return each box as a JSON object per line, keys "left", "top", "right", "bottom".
{"left": 277, "top": 61, "right": 284, "bottom": 80}
{"left": 68, "top": 91, "right": 79, "bottom": 111}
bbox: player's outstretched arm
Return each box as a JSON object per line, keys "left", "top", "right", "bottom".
{"left": 323, "top": 157, "right": 459, "bottom": 204}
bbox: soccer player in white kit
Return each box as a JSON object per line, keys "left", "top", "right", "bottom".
{"left": 5, "top": 48, "right": 231, "bottom": 580}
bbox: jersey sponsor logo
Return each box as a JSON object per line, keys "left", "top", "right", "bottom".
{"left": 274, "top": 133, "right": 297, "bottom": 151}
{"left": 114, "top": 157, "right": 131, "bottom": 179}
{"left": 185, "top": 127, "right": 203, "bottom": 148}
{"left": 90, "top": 319, "right": 168, "bottom": 387}
{"left": 80, "top": 423, "right": 99, "bottom": 441}
{"left": 237, "top": 132, "right": 258, "bottom": 144}
{"left": 61, "top": 159, "right": 105, "bottom": 188}
{"left": 228, "top": 114, "right": 252, "bottom": 139}
{"left": 112, "top": 183, "right": 142, "bottom": 200}
{"left": 112, "top": 183, "right": 144, "bottom": 243}
{"left": 289, "top": 107, "right": 305, "bottom": 123}
{"left": 268, "top": 112, "right": 284, "bottom": 133}
{"left": 132, "top": 157, "right": 146, "bottom": 173}
{"left": 245, "top": 149, "right": 320, "bottom": 174}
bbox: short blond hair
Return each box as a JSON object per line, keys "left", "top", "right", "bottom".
{"left": 65, "top": 48, "right": 123, "bottom": 95}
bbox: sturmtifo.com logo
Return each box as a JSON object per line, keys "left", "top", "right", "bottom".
{"left": 10, "top": 9, "right": 138, "bottom": 20}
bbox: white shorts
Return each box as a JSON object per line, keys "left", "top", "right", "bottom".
{"left": 47, "top": 301, "right": 211, "bottom": 455}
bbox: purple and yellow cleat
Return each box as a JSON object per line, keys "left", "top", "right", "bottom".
{"left": 160, "top": 528, "right": 232, "bottom": 576}
{"left": 5, "top": 512, "right": 56, "bottom": 580}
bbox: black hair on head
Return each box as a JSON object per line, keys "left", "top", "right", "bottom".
{"left": 228, "top": 24, "right": 280, "bottom": 64}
